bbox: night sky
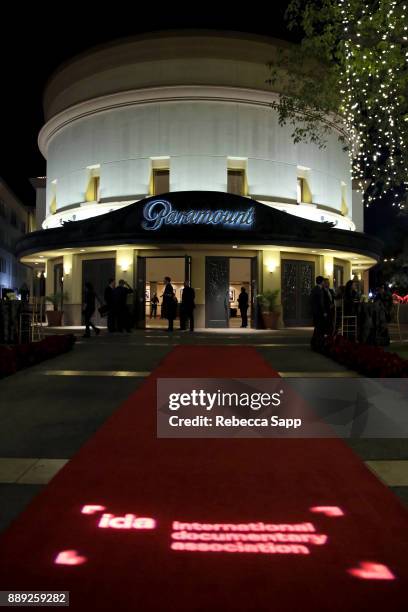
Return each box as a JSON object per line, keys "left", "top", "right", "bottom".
{"left": 0, "top": 7, "right": 397, "bottom": 247}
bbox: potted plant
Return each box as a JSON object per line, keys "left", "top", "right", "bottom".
{"left": 257, "top": 290, "right": 280, "bottom": 330}
{"left": 45, "top": 291, "right": 68, "bottom": 327}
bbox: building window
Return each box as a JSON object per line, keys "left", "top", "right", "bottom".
{"left": 227, "top": 169, "right": 246, "bottom": 196}
{"left": 86, "top": 175, "right": 100, "bottom": 202}
{"left": 50, "top": 180, "right": 57, "bottom": 214}
{"left": 0, "top": 257, "right": 7, "bottom": 274}
{"left": 296, "top": 178, "right": 303, "bottom": 204}
{"left": 296, "top": 177, "right": 312, "bottom": 204}
{"left": 341, "top": 182, "right": 348, "bottom": 216}
{"left": 152, "top": 169, "right": 170, "bottom": 196}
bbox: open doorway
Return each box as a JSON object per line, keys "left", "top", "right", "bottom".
{"left": 145, "top": 257, "right": 186, "bottom": 329}
{"left": 229, "top": 258, "right": 252, "bottom": 328}
{"left": 205, "top": 256, "right": 257, "bottom": 329}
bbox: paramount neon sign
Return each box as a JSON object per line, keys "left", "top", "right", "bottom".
{"left": 142, "top": 199, "right": 255, "bottom": 231}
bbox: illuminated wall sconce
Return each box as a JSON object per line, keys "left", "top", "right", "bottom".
{"left": 266, "top": 262, "right": 276, "bottom": 274}
{"left": 119, "top": 259, "right": 131, "bottom": 272}
{"left": 63, "top": 266, "right": 71, "bottom": 276}
{"left": 324, "top": 263, "right": 334, "bottom": 276}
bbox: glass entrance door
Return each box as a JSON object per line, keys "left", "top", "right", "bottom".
{"left": 250, "top": 255, "right": 259, "bottom": 329}
{"left": 205, "top": 256, "right": 229, "bottom": 328}
{"left": 135, "top": 256, "right": 146, "bottom": 329}
{"left": 281, "top": 260, "right": 314, "bottom": 326}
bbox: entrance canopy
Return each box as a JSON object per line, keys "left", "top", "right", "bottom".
{"left": 16, "top": 192, "right": 382, "bottom": 261}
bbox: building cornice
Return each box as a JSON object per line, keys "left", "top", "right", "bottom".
{"left": 38, "top": 85, "right": 348, "bottom": 157}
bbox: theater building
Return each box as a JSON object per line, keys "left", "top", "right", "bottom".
{"left": 18, "top": 31, "right": 381, "bottom": 328}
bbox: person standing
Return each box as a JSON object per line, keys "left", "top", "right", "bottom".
{"left": 83, "top": 282, "right": 100, "bottom": 338}
{"left": 323, "top": 278, "right": 335, "bottom": 335}
{"left": 150, "top": 293, "right": 159, "bottom": 319}
{"left": 114, "top": 279, "right": 133, "bottom": 333}
{"left": 104, "top": 278, "right": 116, "bottom": 332}
{"left": 310, "top": 276, "right": 327, "bottom": 347}
{"left": 180, "top": 281, "right": 196, "bottom": 331}
{"left": 162, "top": 276, "right": 176, "bottom": 332}
{"left": 238, "top": 287, "right": 249, "bottom": 328}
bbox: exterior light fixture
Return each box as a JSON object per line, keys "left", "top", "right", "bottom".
{"left": 325, "top": 263, "right": 334, "bottom": 276}
{"left": 267, "top": 262, "right": 276, "bottom": 274}
{"left": 119, "top": 259, "right": 131, "bottom": 272}
{"left": 232, "top": 245, "right": 238, "bottom": 249}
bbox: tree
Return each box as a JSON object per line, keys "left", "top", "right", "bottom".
{"left": 267, "top": 0, "right": 408, "bottom": 209}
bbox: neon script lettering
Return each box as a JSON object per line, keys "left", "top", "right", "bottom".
{"left": 142, "top": 200, "right": 255, "bottom": 231}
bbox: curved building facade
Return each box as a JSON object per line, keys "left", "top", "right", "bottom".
{"left": 20, "top": 31, "right": 379, "bottom": 328}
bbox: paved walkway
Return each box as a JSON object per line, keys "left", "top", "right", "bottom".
{"left": 0, "top": 327, "right": 407, "bottom": 532}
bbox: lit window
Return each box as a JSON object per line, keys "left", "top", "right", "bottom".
{"left": 297, "top": 177, "right": 312, "bottom": 204}
{"left": 86, "top": 176, "right": 100, "bottom": 202}
{"left": 50, "top": 194, "right": 57, "bottom": 214}
{"left": 152, "top": 169, "right": 170, "bottom": 196}
{"left": 341, "top": 183, "right": 348, "bottom": 216}
{"left": 297, "top": 178, "right": 303, "bottom": 204}
{"left": 227, "top": 169, "right": 246, "bottom": 196}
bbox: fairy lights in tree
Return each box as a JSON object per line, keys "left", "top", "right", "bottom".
{"left": 338, "top": 0, "right": 407, "bottom": 208}
{"left": 273, "top": 0, "right": 408, "bottom": 209}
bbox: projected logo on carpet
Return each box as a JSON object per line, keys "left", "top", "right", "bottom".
{"left": 52, "top": 504, "right": 396, "bottom": 580}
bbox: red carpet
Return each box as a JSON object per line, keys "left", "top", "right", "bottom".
{"left": 0, "top": 346, "right": 407, "bottom": 611}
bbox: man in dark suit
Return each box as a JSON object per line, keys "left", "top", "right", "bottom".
{"left": 114, "top": 279, "right": 133, "bottom": 333}
{"left": 310, "top": 275, "right": 328, "bottom": 347}
{"left": 180, "top": 281, "right": 196, "bottom": 332}
{"left": 323, "top": 278, "right": 335, "bottom": 335}
{"left": 238, "top": 287, "right": 249, "bottom": 328}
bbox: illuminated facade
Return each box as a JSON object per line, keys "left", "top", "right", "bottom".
{"left": 19, "top": 31, "right": 381, "bottom": 328}
{"left": 0, "top": 179, "right": 33, "bottom": 295}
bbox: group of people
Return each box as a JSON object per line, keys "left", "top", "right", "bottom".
{"left": 82, "top": 279, "right": 133, "bottom": 337}
{"left": 310, "top": 275, "right": 394, "bottom": 347}
{"left": 161, "top": 277, "right": 196, "bottom": 332}
{"left": 83, "top": 276, "right": 197, "bottom": 336}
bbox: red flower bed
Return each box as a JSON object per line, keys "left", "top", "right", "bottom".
{"left": 314, "top": 335, "right": 408, "bottom": 377}
{"left": 0, "top": 334, "right": 76, "bottom": 378}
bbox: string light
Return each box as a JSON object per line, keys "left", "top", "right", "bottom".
{"left": 337, "top": 0, "right": 407, "bottom": 208}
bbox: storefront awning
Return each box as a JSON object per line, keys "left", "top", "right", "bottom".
{"left": 16, "top": 192, "right": 382, "bottom": 261}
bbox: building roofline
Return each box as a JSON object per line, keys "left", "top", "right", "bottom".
{"left": 42, "top": 29, "right": 294, "bottom": 107}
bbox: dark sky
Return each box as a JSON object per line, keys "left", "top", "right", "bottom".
{"left": 0, "top": 5, "right": 294, "bottom": 207}
{"left": 0, "top": 6, "right": 395, "bottom": 246}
